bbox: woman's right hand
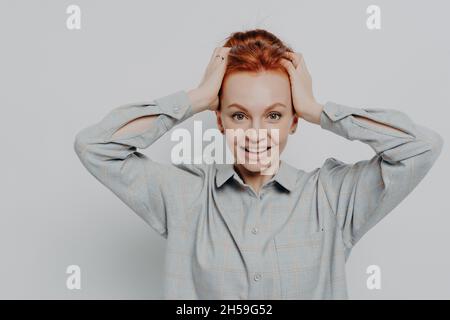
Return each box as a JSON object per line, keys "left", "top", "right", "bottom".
{"left": 187, "top": 47, "right": 231, "bottom": 112}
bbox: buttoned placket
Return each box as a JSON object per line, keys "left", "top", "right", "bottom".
{"left": 247, "top": 187, "right": 267, "bottom": 299}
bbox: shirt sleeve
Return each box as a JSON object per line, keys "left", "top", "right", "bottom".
{"left": 318, "top": 101, "right": 444, "bottom": 249}
{"left": 73, "top": 90, "right": 207, "bottom": 238}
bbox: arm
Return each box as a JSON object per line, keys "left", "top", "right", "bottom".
{"left": 111, "top": 89, "right": 211, "bottom": 138}
{"left": 73, "top": 89, "right": 209, "bottom": 238}
{"left": 315, "top": 101, "right": 443, "bottom": 249}
{"left": 279, "top": 52, "right": 443, "bottom": 249}
{"left": 304, "top": 100, "right": 412, "bottom": 136}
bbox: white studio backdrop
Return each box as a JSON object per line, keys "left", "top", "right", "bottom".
{"left": 0, "top": 0, "right": 449, "bottom": 299}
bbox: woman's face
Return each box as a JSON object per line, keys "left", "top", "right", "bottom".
{"left": 216, "top": 70, "right": 298, "bottom": 174}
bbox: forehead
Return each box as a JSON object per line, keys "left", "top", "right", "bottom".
{"left": 221, "top": 70, "right": 291, "bottom": 110}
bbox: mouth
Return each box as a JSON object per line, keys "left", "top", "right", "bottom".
{"left": 240, "top": 145, "right": 272, "bottom": 155}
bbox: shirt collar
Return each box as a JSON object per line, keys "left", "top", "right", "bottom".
{"left": 214, "top": 159, "right": 298, "bottom": 192}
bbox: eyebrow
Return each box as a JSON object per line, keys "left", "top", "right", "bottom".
{"left": 226, "top": 102, "right": 287, "bottom": 112}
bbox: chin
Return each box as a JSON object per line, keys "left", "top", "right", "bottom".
{"left": 234, "top": 153, "right": 279, "bottom": 174}
{"left": 240, "top": 162, "right": 266, "bottom": 173}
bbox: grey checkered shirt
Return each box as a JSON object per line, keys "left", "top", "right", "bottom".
{"left": 74, "top": 90, "right": 443, "bottom": 299}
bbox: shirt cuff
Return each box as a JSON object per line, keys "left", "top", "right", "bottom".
{"left": 320, "top": 101, "right": 362, "bottom": 127}
{"left": 100, "top": 90, "right": 195, "bottom": 142}
{"left": 153, "top": 89, "right": 195, "bottom": 122}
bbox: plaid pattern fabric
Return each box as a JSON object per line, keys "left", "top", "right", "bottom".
{"left": 74, "top": 90, "right": 443, "bottom": 299}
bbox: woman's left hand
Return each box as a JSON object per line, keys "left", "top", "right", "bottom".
{"left": 281, "top": 52, "right": 323, "bottom": 124}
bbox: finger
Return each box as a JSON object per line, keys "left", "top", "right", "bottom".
{"left": 219, "top": 46, "right": 232, "bottom": 53}
{"left": 280, "top": 58, "right": 297, "bottom": 78}
{"left": 210, "top": 47, "right": 221, "bottom": 60}
{"left": 211, "top": 47, "right": 230, "bottom": 66}
{"left": 212, "top": 48, "right": 230, "bottom": 80}
{"left": 209, "top": 47, "right": 225, "bottom": 63}
{"left": 284, "top": 51, "right": 302, "bottom": 69}
{"left": 219, "top": 47, "right": 231, "bottom": 61}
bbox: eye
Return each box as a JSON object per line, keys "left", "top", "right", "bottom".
{"left": 232, "top": 112, "right": 247, "bottom": 121}
{"left": 267, "top": 112, "right": 282, "bottom": 121}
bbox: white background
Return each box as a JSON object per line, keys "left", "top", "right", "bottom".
{"left": 0, "top": 0, "right": 449, "bottom": 299}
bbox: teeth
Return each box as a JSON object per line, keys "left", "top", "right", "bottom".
{"left": 242, "top": 146, "right": 271, "bottom": 153}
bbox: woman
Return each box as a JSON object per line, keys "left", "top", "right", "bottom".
{"left": 74, "top": 29, "right": 443, "bottom": 299}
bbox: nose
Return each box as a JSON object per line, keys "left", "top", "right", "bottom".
{"left": 251, "top": 118, "right": 260, "bottom": 129}
{"left": 246, "top": 126, "right": 268, "bottom": 148}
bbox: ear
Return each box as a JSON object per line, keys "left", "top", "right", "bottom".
{"left": 289, "top": 116, "right": 299, "bottom": 134}
{"left": 215, "top": 110, "right": 224, "bottom": 134}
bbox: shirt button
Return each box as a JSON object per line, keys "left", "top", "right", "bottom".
{"left": 173, "top": 106, "right": 180, "bottom": 113}
{"left": 334, "top": 111, "right": 345, "bottom": 119}
{"left": 251, "top": 227, "right": 258, "bottom": 235}
{"left": 253, "top": 272, "right": 262, "bottom": 281}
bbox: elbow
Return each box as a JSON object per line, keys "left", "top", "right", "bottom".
{"left": 413, "top": 130, "right": 444, "bottom": 176}
{"left": 73, "top": 124, "right": 99, "bottom": 160}
{"left": 411, "top": 124, "right": 444, "bottom": 164}
{"left": 424, "top": 129, "right": 444, "bottom": 162}
{"left": 73, "top": 130, "right": 88, "bottom": 160}
{"left": 432, "top": 131, "right": 444, "bottom": 156}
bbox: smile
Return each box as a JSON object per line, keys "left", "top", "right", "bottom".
{"left": 240, "top": 146, "right": 272, "bottom": 154}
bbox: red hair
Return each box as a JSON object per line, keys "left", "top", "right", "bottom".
{"left": 218, "top": 29, "right": 294, "bottom": 109}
